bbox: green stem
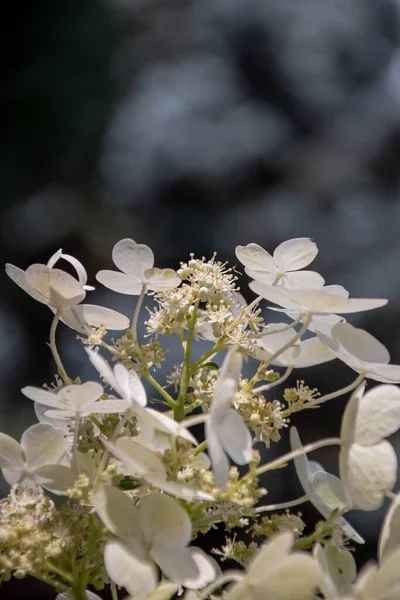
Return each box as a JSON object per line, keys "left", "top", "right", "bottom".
{"left": 131, "top": 283, "right": 147, "bottom": 342}
{"left": 191, "top": 340, "right": 224, "bottom": 372}
{"left": 175, "top": 300, "right": 200, "bottom": 421}
{"left": 49, "top": 311, "right": 72, "bottom": 384}
{"left": 192, "top": 440, "right": 208, "bottom": 455}
{"left": 255, "top": 437, "right": 341, "bottom": 476}
{"left": 143, "top": 370, "right": 176, "bottom": 408}
{"left": 45, "top": 560, "right": 74, "bottom": 584}
{"left": 254, "top": 494, "right": 309, "bottom": 513}
{"left": 293, "top": 509, "right": 340, "bottom": 550}
{"left": 31, "top": 572, "right": 69, "bottom": 593}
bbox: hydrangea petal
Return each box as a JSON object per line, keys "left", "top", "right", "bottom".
{"left": 5, "top": 264, "right": 49, "bottom": 304}
{"left": 342, "top": 441, "right": 397, "bottom": 510}
{"left": 235, "top": 244, "right": 276, "bottom": 272}
{"left": 92, "top": 484, "right": 143, "bottom": 541}
{"left": 104, "top": 540, "right": 157, "bottom": 597}
{"left": 217, "top": 409, "right": 252, "bottom": 465}
{"left": 379, "top": 493, "right": 400, "bottom": 561}
{"left": 21, "top": 424, "right": 68, "bottom": 469}
{"left": 273, "top": 238, "right": 318, "bottom": 272}
{"left": 355, "top": 384, "right": 400, "bottom": 445}
{"left": 290, "top": 427, "right": 312, "bottom": 495}
{"left": 255, "top": 554, "right": 321, "bottom": 600}
{"left": 36, "top": 464, "right": 75, "bottom": 495}
{"left": 282, "top": 270, "right": 324, "bottom": 289}
{"left": 63, "top": 305, "right": 129, "bottom": 331}
{"left": 367, "top": 364, "right": 400, "bottom": 383}
{"left": 96, "top": 270, "right": 144, "bottom": 295}
{"left": 112, "top": 239, "right": 154, "bottom": 278}
{"left": 206, "top": 422, "right": 230, "bottom": 489}
{"left": 86, "top": 349, "right": 127, "bottom": 400}
{"left": 105, "top": 438, "right": 167, "bottom": 480}
{"left": 114, "top": 364, "right": 147, "bottom": 407}
{"left": 21, "top": 386, "right": 63, "bottom": 409}
{"left": 177, "top": 548, "right": 218, "bottom": 590}
{"left": 211, "top": 350, "right": 242, "bottom": 422}
{"left": 0, "top": 433, "right": 23, "bottom": 470}
{"left": 146, "top": 583, "right": 179, "bottom": 600}
{"left": 331, "top": 323, "right": 390, "bottom": 364}
{"left": 139, "top": 493, "right": 192, "bottom": 548}
{"left": 145, "top": 268, "right": 181, "bottom": 291}
{"left": 82, "top": 399, "right": 130, "bottom": 415}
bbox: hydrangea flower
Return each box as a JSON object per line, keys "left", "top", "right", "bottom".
{"left": 235, "top": 238, "right": 324, "bottom": 288}
{"left": 290, "top": 427, "right": 363, "bottom": 544}
{"left": 317, "top": 323, "right": 400, "bottom": 383}
{"left": 206, "top": 349, "right": 252, "bottom": 488}
{"left": 340, "top": 383, "right": 400, "bottom": 510}
{"left": 224, "top": 531, "right": 320, "bottom": 600}
{"left": 103, "top": 436, "right": 212, "bottom": 501}
{"left": 96, "top": 238, "right": 181, "bottom": 295}
{"left": 0, "top": 424, "right": 73, "bottom": 494}
{"left": 6, "top": 250, "right": 129, "bottom": 331}
{"left": 21, "top": 381, "right": 130, "bottom": 420}
{"left": 92, "top": 487, "right": 217, "bottom": 589}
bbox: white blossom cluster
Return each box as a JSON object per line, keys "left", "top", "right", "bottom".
{"left": 2, "top": 237, "right": 400, "bottom": 600}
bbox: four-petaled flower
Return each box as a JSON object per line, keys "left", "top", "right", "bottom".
{"left": 92, "top": 487, "right": 217, "bottom": 589}
{"left": 96, "top": 238, "right": 181, "bottom": 295}
{"left": 235, "top": 238, "right": 324, "bottom": 288}
{"left": 21, "top": 381, "right": 130, "bottom": 420}
{"left": 6, "top": 249, "right": 129, "bottom": 331}
{"left": 0, "top": 424, "right": 73, "bottom": 494}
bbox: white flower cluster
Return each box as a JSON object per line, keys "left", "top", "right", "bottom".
{"left": 2, "top": 236, "right": 400, "bottom": 600}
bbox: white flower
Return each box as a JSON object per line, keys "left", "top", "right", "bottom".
{"left": 103, "top": 437, "right": 212, "bottom": 501}
{"left": 96, "top": 238, "right": 181, "bottom": 295}
{"left": 378, "top": 492, "right": 400, "bottom": 562}
{"left": 0, "top": 424, "right": 73, "bottom": 494}
{"left": 206, "top": 350, "right": 252, "bottom": 488}
{"left": 254, "top": 324, "right": 335, "bottom": 368}
{"left": 21, "top": 381, "right": 130, "bottom": 420}
{"left": 317, "top": 323, "right": 400, "bottom": 383}
{"left": 290, "top": 427, "right": 363, "bottom": 544}
{"left": 6, "top": 257, "right": 86, "bottom": 311}
{"left": 86, "top": 349, "right": 197, "bottom": 450}
{"left": 235, "top": 238, "right": 324, "bottom": 288}
{"left": 249, "top": 282, "right": 388, "bottom": 315}
{"left": 340, "top": 384, "right": 400, "bottom": 510}
{"left": 6, "top": 249, "right": 130, "bottom": 331}
{"left": 224, "top": 531, "right": 321, "bottom": 600}
{"left": 92, "top": 487, "right": 217, "bottom": 589}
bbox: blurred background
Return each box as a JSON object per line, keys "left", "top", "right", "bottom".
{"left": 2, "top": 0, "right": 400, "bottom": 597}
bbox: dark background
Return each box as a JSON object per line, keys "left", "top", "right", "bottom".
{"left": 2, "top": 0, "right": 400, "bottom": 597}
